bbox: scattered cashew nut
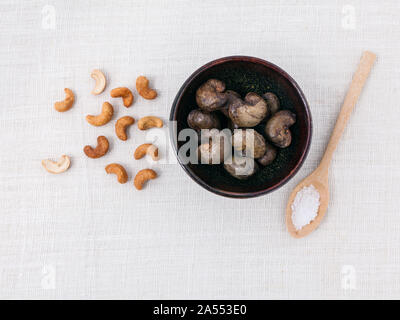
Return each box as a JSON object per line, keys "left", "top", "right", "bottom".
{"left": 91, "top": 69, "right": 106, "bottom": 95}
{"left": 115, "top": 116, "right": 135, "bottom": 141}
{"left": 105, "top": 163, "right": 128, "bottom": 184}
{"left": 54, "top": 88, "right": 74, "bottom": 112}
{"left": 110, "top": 87, "right": 134, "bottom": 107}
{"left": 42, "top": 155, "right": 71, "bottom": 174}
{"left": 134, "top": 169, "right": 157, "bottom": 190}
{"left": 136, "top": 76, "right": 157, "bottom": 100}
{"left": 84, "top": 136, "right": 109, "bottom": 158}
{"left": 134, "top": 143, "right": 159, "bottom": 161}
{"left": 137, "top": 116, "right": 163, "bottom": 130}
{"left": 86, "top": 102, "right": 114, "bottom": 126}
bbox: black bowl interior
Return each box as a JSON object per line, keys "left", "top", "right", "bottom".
{"left": 170, "top": 57, "right": 311, "bottom": 198}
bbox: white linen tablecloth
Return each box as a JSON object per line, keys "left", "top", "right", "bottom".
{"left": 0, "top": 0, "right": 399, "bottom": 299}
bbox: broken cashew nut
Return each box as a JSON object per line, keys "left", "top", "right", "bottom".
{"left": 84, "top": 136, "right": 109, "bottom": 158}
{"left": 86, "top": 102, "right": 114, "bottom": 126}
{"left": 91, "top": 69, "right": 106, "bottom": 95}
{"left": 134, "top": 143, "right": 159, "bottom": 161}
{"left": 105, "top": 163, "right": 128, "bottom": 184}
{"left": 110, "top": 87, "right": 134, "bottom": 107}
{"left": 137, "top": 116, "right": 163, "bottom": 130}
{"left": 134, "top": 169, "right": 157, "bottom": 190}
{"left": 136, "top": 76, "right": 157, "bottom": 100}
{"left": 42, "top": 155, "right": 71, "bottom": 174}
{"left": 115, "top": 116, "right": 135, "bottom": 141}
{"left": 54, "top": 88, "right": 74, "bottom": 112}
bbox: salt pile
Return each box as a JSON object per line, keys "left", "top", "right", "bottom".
{"left": 291, "top": 185, "right": 320, "bottom": 230}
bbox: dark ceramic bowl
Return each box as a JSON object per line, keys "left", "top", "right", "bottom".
{"left": 170, "top": 56, "right": 312, "bottom": 198}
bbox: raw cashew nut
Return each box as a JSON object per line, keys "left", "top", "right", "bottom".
{"left": 115, "top": 116, "right": 135, "bottom": 141}
{"left": 83, "top": 136, "right": 109, "bottom": 158}
{"left": 196, "top": 79, "right": 227, "bottom": 112}
{"left": 187, "top": 109, "right": 220, "bottom": 131}
{"left": 262, "top": 92, "right": 280, "bottom": 115}
{"left": 137, "top": 116, "right": 163, "bottom": 130}
{"left": 110, "top": 87, "right": 134, "bottom": 107}
{"left": 134, "top": 169, "right": 157, "bottom": 190}
{"left": 86, "top": 102, "right": 114, "bottom": 126}
{"left": 91, "top": 69, "right": 106, "bottom": 95}
{"left": 232, "top": 129, "right": 267, "bottom": 159}
{"left": 54, "top": 88, "right": 75, "bottom": 112}
{"left": 105, "top": 163, "right": 128, "bottom": 184}
{"left": 134, "top": 143, "right": 159, "bottom": 161}
{"left": 42, "top": 155, "right": 71, "bottom": 174}
{"left": 265, "top": 110, "right": 296, "bottom": 148}
{"left": 228, "top": 92, "right": 268, "bottom": 127}
{"left": 136, "top": 76, "right": 157, "bottom": 100}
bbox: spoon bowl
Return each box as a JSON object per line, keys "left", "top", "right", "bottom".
{"left": 285, "top": 169, "right": 329, "bottom": 238}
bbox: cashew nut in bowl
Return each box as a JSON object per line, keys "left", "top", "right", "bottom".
{"left": 220, "top": 90, "right": 240, "bottom": 117}
{"left": 115, "top": 116, "right": 135, "bottom": 141}
{"left": 228, "top": 92, "right": 268, "bottom": 127}
{"left": 187, "top": 109, "right": 220, "bottom": 131}
{"left": 42, "top": 155, "right": 71, "bottom": 174}
{"left": 257, "top": 142, "right": 277, "bottom": 166}
{"left": 110, "top": 87, "right": 133, "bottom": 107}
{"left": 136, "top": 76, "right": 157, "bottom": 100}
{"left": 197, "top": 130, "right": 231, "bottom": 164}
{"left": 86, "top": 102, "right": 114, "bottom": 126}
{"left": 105, "top": 163, "right": 128, "bottom": 184}
{"left": 137, "top": 116, "right": 163, "bottom": 130}
{"left": 134, "top": 169, "right": 157, "bottom": 190}
{"left": 196, "top": 79, "right": 227, "bottom": 112}
{"left": 84, "top": 136, "right": 109, "bottom": 158}
{"left": 91, "top": 69, "right": 106, "bottom": 95}
{"left": 232, "top": 129, "right": 266, "bottom": 159}
{"left": 224, "top": 155, "right": 258, "bottom": 180}
{"left": 265, "top": 110, "right": 296, "bottom": 148}
{"left": 54, "top": 88, "right": 74, "bottom": 112}
{"left": 262, "top": 92, "right": 280, "bottom": 115}
{"left": 134, "top": 143, "right": 159, "bottom": 161}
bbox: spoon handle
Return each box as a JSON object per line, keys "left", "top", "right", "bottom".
{"left": 318, "top": 51, "right": 376, "bottom": 171}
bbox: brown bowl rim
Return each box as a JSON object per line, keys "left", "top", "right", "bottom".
{"left": 169, "top": 55, "right": 312, "bottom": 198}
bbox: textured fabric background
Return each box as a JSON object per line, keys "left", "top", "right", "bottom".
{"left": 0, "top": 0, "right": 399, "bottom": 299}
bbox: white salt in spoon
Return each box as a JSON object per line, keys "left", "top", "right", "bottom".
{"left": 286, "top": 51, "right": 376, "bottom": 238}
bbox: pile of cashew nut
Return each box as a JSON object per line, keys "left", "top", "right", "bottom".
{"left": 42, "top": 70, "right": 162, "bottom": 191}
{"left": 189, "top": 78, "right": 296, "bottom": 180}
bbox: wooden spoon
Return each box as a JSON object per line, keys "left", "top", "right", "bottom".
{"left": 286, "top": 51, "right": 376, "bottom": 238}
